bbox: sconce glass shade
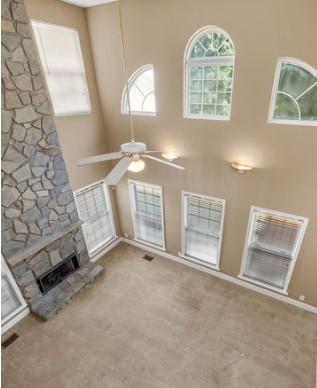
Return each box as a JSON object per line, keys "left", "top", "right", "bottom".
{"left": 231, "top": 162, "right": 253, "bottom": 173}
{"left": 128, "top": 159, "right": 145, "bottom": 172}
{"left": 161, "top": 152, "right": 179, "bottom": 161}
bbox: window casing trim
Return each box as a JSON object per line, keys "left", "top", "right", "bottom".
{"left": 31, "top": 19, "right": 91, "bottom": 117}
{"left": 180, "top": 190, "right": 225, "bottom": 270}
{"left": 183, "top": 25, "right": 235, "bottom": 121}
{"left": 121, "top": 64, "right": 157, "bottom": 116}
{"left": 74, "top": 180, "right": 117, "bottom": 258}
{"left": 268, "top": 57, "right": 317, "bottom": 126}
{"left": 128, "top": 179, "right": 166, "bottom": 251}
{"left": 239, "top": 206, "right": 309, "bottom": 294}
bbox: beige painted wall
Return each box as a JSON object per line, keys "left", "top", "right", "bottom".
{"left": 86, "top": 0, "right": 317, "bottom": 306}
{"left": 25, "top": 0, "right": 109, "bottom": 191}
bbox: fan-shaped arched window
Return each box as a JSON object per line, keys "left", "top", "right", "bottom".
{"left": 121, "top": 64, "right": 156, "bottom": 116}
{"left": 184, "top": 26, "right": 235, "bottom": 120}
{"left": 269, "top": 58, "right": 317, "bottom": 126}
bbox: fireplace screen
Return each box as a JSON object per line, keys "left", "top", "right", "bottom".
{"left": 37, "top": 253, "right": 79, "bottom": 294}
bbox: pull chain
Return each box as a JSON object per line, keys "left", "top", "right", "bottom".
{"left": 117, "top": 0, "right": 135, "bottom": 142}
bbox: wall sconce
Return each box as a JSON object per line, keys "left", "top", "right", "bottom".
{"left": 231, "top": 162, "right": 254, "bottom": 174}
{"left": 162, "top": 152, "right": 179, "bottom": 161}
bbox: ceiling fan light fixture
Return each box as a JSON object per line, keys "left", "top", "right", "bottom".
{"left": 162, "top": 152, "right": 179, "bottom": 161}
{"left": 128, "top": 159, "right": 145, "bottom": 173}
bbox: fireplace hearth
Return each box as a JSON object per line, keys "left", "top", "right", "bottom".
{"left": 37, "top": 253, "right": 79, "bottom": 294}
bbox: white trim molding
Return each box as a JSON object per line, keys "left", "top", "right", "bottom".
{"left": 268, "top": 57, "right": 317, "bottom": 126}
{"left": 121, "top": 64, "right": 157, "bottom": 116}
{"left": 239, "top": 206, "right": 309, "bottom": 295}
{"left": 183, "top": 25, "right": 235, "bottom": 121}
{"left": 128, "top": 179, "right": 166, "bottom": 251}
{"left": 90, "top": 236, "right": 121, "bottom": 263}
{"left": 121, "top": 238, "right": 317, "bottom": 314}
{"left": 74, "top": 180, "right": 117, "bottom": 258}
{"left": 180, "top": 190, "right": 225, "bottom": 270}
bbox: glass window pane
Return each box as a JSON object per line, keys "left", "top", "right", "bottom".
{"left": 203, "top": 104, "right": 215, "bottom": 115}
{"left": 32, "top": 21, "right": 90, "bottom": 116}
{"left": 190, "top": 104, "right": 202, "bottom": 114}
{"left": 125, "top": 66, "right": 156, "bottom": 114}
{"left": 298, "top": 84, "right": 317, "bottom": 120}
{"left": 274, "top": 93, "right": 299, "bottom": 120}
{"left": 187, "top": 29, "right": 234, "bottom": 118}
{"left": 216, "top": 105, "right": 230, "bottom": 116}
{"left": 278, "top": 64, "right": 316, "bottom": 99}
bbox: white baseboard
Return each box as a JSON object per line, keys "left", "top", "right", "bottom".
{"left": 1, "top": 306, "right": 30, "bottom": 334}
{"left": 121, "top": 238, "right": 317, "bottom": 314}
{"left": 90, "top": 237, "right": 122, "bottom": 263}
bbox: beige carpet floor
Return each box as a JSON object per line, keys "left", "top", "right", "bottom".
{"left": 2, "top": 242, "right": 317, "bottom": 388}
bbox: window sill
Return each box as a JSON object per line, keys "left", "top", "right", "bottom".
{"left": 238, "top": 275, "right": 288, "bottom": 295}
{"left": 267, "top": 118, "right": 317, "bottom": 127}
{"left": 178, "top": 253, "right": 220, "bottom": 271}
{"left": 55, "top": 110, "right": 91, "bottom": 117}
{"left": 183, "top": 113, "right": 231, "bottom": 121}
{"left": 88, "top": 235, "right": 118, "bottom": 258}
{"left": 133, "top": 238, "right": 166, "bottom": 252}
{"left": 122, "top": 111, "right": 156, "bottom": 117}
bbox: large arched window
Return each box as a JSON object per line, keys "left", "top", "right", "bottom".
{"left": 268, "top": 58, "right": 317, "bottom": 126}
{"left": 184, "top": 26, "right": 235, "bottom": 120}
{"left": 121, "top": 64, "right": 156, "bottom": 116}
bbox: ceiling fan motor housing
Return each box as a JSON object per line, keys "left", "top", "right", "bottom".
{"left": 121, "top": 142, "right": 147, "bottom": 154}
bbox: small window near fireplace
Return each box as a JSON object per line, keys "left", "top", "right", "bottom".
{"left": 37, "top": 253, "right": 79, "bottom": 294}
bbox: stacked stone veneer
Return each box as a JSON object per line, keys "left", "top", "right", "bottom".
{"left": 1, "top": 0, "right": 95, "bottom": 308}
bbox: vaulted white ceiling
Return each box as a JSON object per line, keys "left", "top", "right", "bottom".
{"left": 61, "top": 0, "right": 116, "bottom": 8}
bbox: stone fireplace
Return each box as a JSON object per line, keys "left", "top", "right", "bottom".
{"left": 1, "top": 0, "right": 103, "bottom": 320}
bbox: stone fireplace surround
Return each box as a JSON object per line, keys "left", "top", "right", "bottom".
{"left": 1, "top": 0, "right": 103, "bottom": 321}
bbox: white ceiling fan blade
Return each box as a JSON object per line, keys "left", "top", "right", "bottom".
{"left": 143, "top": 154, "right": 185, "bottom": 170}
{"left": 144, "top": 150, "right": 162, "bottom": 154}
{"left": 77, "top": 151, "right": 122, "bottom": 167}
{"left": 103, "top": 157, "right": 131, "bottom": 185}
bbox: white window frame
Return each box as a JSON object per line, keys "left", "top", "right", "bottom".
{"left": 121, "top": 64, "right": 157, "bottom": 117}
{"left": 183, "top": 25, "right": 235, "bottom": 121}
{"left": 268, "top": 57, "right": 317, "bottom": 126}
{"left": 31, "top": 20, "right": 91, "bottom": 117}
{"left": 180, "top": 191, "right": 225, "bottom": 270}
{"left": 128, "top": 179, "right": 166, "bottom": 251}
{"left": 74, "top": 180, "right": 117, "bottom": 258}
{"left": 1, "top": 256, "right": 28, "bottom": 333}
{"left": 239, "top": 206, "right": 309, "bottom": 294}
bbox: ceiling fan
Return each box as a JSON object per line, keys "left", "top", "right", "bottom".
{"left": 77, "top": 0, "right": 185, "bottom": 186}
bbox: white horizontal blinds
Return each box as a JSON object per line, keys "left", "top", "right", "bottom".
{"left": 76, "top": 183, "right": 115, "bottom": 255}
{"left": 184, "top": 194, "right": 223, "bottom": 265}
{"left": 1, "top": 274, "right": 21, "bottom": 321}
{"left": 32, "top": 21, "right": 90, "bottom": 115}
{"left": 244, "top": 210, "right": 303, "bottom": 289}
{"left": 133, "top": 183, "right": 164, "bottom": 248}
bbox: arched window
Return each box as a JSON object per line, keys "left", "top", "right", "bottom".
{"left": 269, "top": 58, "right": 317, "bottom": 126}
{"left": 121, "top": 64, "right": 156, "bottom": 116}
{"left": 184, "top": 26, "right": 235, "bottom": 120}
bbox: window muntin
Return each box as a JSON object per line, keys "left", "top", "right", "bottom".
{"left": 75, "top": 182, "right": 116, "bottom": 256}
{"left": 122, "top": 65, "right": 156, "bottom": 115}
{"left": 182, "top": 192, "right": 225, "bottom": 268}
{"left": 240, "top": 207, "right": 308, "bottom": 292}
{"left": 32, "top": 21, "right": 91, "bottom": 116}
{"left": 269, "top": 58, "right": 317, "bottom": 125}
{"left": 129, "top": 180, "right": 165, "bottom": 249}
{"left": 184, "top": 26, "right": 235, "bottom": 120}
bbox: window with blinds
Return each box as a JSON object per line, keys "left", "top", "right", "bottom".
{"left": 241, "top": 207, "right": 308, "bottom": 291}
{"left": 182, "top": 192, "right": 225, "bottom": 267}
{"left": 129, "top": 181, "right": 165, "bottom": 249}
{"left": 32, "top": 21, "right": 91, "bottom": 116}
{"left": 75, "top": 182, "right": 115, "bottom": 256}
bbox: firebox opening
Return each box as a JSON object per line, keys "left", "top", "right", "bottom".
{"left": 37, "top": 253, "right": 79, "bottom": 294}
